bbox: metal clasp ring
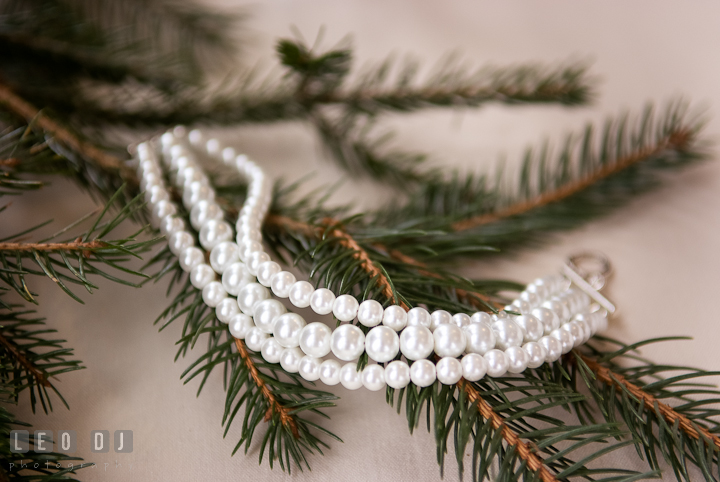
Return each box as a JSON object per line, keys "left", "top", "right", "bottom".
{"left": 563, "top": 251, "right": 616, "bottom": 315}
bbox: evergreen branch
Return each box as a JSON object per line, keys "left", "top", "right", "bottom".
{"left": 0, "top": 331, "right": 49, "bottom": 388}
{"left": 0, "top": 239, "right": 106, "bottom": 253}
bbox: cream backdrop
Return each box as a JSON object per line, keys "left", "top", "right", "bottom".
{"left": 6, "top": 1, "right": 720, "bottom": 481}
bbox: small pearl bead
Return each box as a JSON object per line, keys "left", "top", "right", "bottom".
{"left": 508, "top": 299, "right": 532, "bottom": 315}
{"left": 190, "top": 264, "right": 215, "bottom": 290}
{"left": 280, "top": 347, "right": 304, "bottom": 373}
{"left": 385, "top": 361, "right": 411, "bottom": 389}
{"left": 383, "top": 305, "right": 407, "bottom": 331}
{"left": 430, "top": 310, "right": 452, "bottom": 332}
{"left": 362, "top": 365, "right": 386, "bottom": 391}
{"left": 484, "top": 349, "right": 509, "bottom": 377}
{"left": 410, "top": 359, "right": 436, "bottom": 387}
{"left": 299, "top": 322, "right": 332, "bottom": 358}
{"left": 505, "top": 346, "right": 529, "bottom": 374}
{"left": 471, "top": 312, "right": 493, "bottom": 325}
{"left": 561, "top": 321, "right": 585, "bottom": 347}
{"left": 199, "top": 220, "right": 233, "bottom": 250}
{"left": 271, "top": 271, "right": 296, "bottom": 298}
{"left": 288, "top": 281, "right": 314, "bottom": 308}
{"left": 463, "top": 322, "right": 496, "bottom": 355}
{"left": 145, "top": 184, "right": 169, "bottom": 204}
{"left": 190, "top": 200, "right": 223, "bottom": 230}
{"left": 222, "top": 262, "right": 252, "bottom": 295}
{"left": 491, "top": 318, "right": 525, "bottom": 350}
{"left": 399, "top": 326, "right": 434, "bottom": 360}
{"left": 221, "top": 147, "right": 236, "bottom": 165}
{"left": 256, "top": 261, "right": 281, "bottom": 287}
{"left": 575, "top": 318, "right": 593, "bottom": 343}
{"left": 436, "top": 357, "right": 463, "bottom": 385}
{"left": 183, "top": 181, "right": 214, "bottom": 208}
{"left": 229, "top": 313, "right": 255, "bottom": 339}
{"left": 319, "top": 359, "right": 342, "bottom": 385}
{"left": 209, "top": 242, "right": 239, "bottom": 274}
{"left": 550, "top": 328, "right": 574, "bottom": 354}
{"left": 202, "top": 281, "right": 226, "bottom": 307}
{"left": 179, "top": 246, "right": 204, "bottom": 273}
{"left": 407, "top": 307, "right": 431, "bottom": 328}
{"left": 236, "top": 283, "right": 270, "bottom": 315}
{"left": 244, "top": 327, "right": 269, "bottom": 352}
{"left": 160, "top": 216, "right": 186, "bottom": 238}
{"left": 357, "top": 300, "right": 384, "bottom": 327}
{"left": 239, "top": 240, "right": 263, "bottom": 263}
{"left": 526, "top": 281, "right": 547, "bottom": 300}
{"left": 251, "top": 299, "right": 286, "bottom": 333}
{"left": 461, "top": 353, "right": 488, "bottom": 382}
{"left": 152, "top": 200, "right": 177, "bottom": 226}
{"left": 247, "top": 251, "right": 270, "bottom": 276}
{"left": 519, "top": 290, "right": 539, "bottom": 307}
{"left": 331, "top": 324, "right": 365, "bottom": 361}
{"left": 452, "top": 313, "right": 472, "bottom": 328}
{"left": 206, "top": 138, "right": 220, "bottom": 155}
{"left": 523, "top": 342, "right": 547, "bottom": 369}
{"left": 364, "top": 326, "right": 400, "bottom": 363}
{"left": 273, "top": 313, "right": 306, "bottom": 348}
{"left": 540, "top": 336, "right": 563, "bottom": 362}
{"left": 513, "top": 314, "right": 544, "bottom": 342}
{"left": 310, "top": 288, "right": 336, "bottom": 315}
{"left": 531, "top": 307, "right": 560, "bottom": 335}
{"left": 168, "top": 231, "right": 194, "bottom": 256}
{"left": 339, "top": 363, "right": 363, "bottom": 390}
{"left": 261, "top": 338, "right": 283, "bottom": 364}
{"left": 433, "top": 324, "right": 466, "bottom": 358}
{"left": 215, "top": 297, "right": 239, "bottom": 323}
{"left": 493, "top": 311, "right": 510, "bottom": 320}
{"left": 543, "top": 298, "right": 569, "bottom": 322}
{"left": 333, "top": 295, "right": 359, "bottom": 322}
{"left": 299, "top": 356, "right": 322, "bottom": 382}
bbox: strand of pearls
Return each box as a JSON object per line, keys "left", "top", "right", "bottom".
{"left": 135, "top": 128, "right": 608, "bottom": 392}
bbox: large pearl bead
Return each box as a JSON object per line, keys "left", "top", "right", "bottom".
{"left": 271, "top": 271, "right": 296, "bottom": 298}
{"left": 237, "top": 283, "right": 270, "bottom": 316}
{"left": 168, "top": 231, "right": 193, "bottom": 256}
{"left": 260, "top": 338, "right": 283, "bottom": 364}
{"left": 280, "top": 347, "right": 304, "bottom": 373}
{"left": 410, "top": 359, "right": 436, "bottom": 387}
{"left": 383, "top": 305, "right": 407, "bottom": 331}
{"left": 215, "top": 297, "right": 239, "bottom": 324}
{"left": 179, "top": 246, "right": 204, "bottom": 273}
{"left": 160, "top": 216, "right": 186, "bottom": 240}
{"left": 256, "top": 261, "right": 281, "bottom": 287}
{"left": 298, "top": 356, "right": 322, "bottom": 382}
{"left": 430, "top": 310, "right": 452, "bottom": 332}
{"left": 362, "top": 365, "right": 386, "bottom": 391}
{"left": 310, "top": 288, "right": 336, "bottom": 315}
{"left": 190, "top": 264, "right": 215, "bottom": 290}
{"left": 333, "top": 294, "right": 359, "bottom": 322}
{"left": 339, "top": 363, "right": 363, "bottom": 390}
{"left": 436, "top": 357, "right": 463, "bottom": 385}
{"left": 399, "top": 326, "right": 434, "bottom": 360}
{"left": 484, "top": 349, "right": 509, "bottom": 377}
{"left": 190, "top": 200, "right": 223, "bottom": 230}
{"left": 531, "top": 307, "right": 560, "bottom": 335}
{"left": 463, "top": 322, "right": 496, "bottom": 355}
{"left": 183, "top": 181, "right": 214, "bottom": 208}
{"left": 357, "top": 300, "right": 384, "bottom": 327}
{"left": 562, "top": 320, "right": 585, "bottom": 347}
{"left": 471, "top": 312, "right": 493, "bottom": 325}
{"left": 244, "top": 327, "right": 269, "bottom": 352}
{"left": 319, "top": 359, "right": 342, "bottom": 385}
{"left": 246, "top": 251, "right": 269, "bottom": 275}
{"left": 228, "top": 313, "right": 254, "bottom": 339}
{"left": 539, "top": 336, "right": 563, "bottom": 362}
{"left": 452, "top": 313, "right": 472, "bottom": 329}
{"left": 505, "top": 346, "right": 529, "bottom": 374}
{"left": 461, "top": 353, "right": 488, "bottom": 382}
{"left": 364, "top": 326, "right": 400, "bottom": 363}
{"left": 222, "top": 262, "right": 252, "bottom": 296}
{"left": 251, "top": 299, "right": 286, "bottom": 333}
{"left": 273, "top": 313, "right": 306, "bottom": 348}
{"left": 407, "top": 307, "right": 431, "bottom": 329}
{"left": 550, "top": 328, "right": 574, "bottom": 354}
{"left": 491, "top": 318, "right": 525, "bottom": 350}
{"left": 331, "top": 324, "right": 365, "bottom": 361}
{"left": 288, "top": 281, "right": 314, "bottom": 308}
{"left": 209, "top": 242, "right": 239, "bottom": 274}
{"left": 385, "top": 361, "right": 411, "bottom": 389}
{"left": 299, "top": 322, "right": 332, "bottom": 358}
{"left": 199, "top": 220, "right": 232, "bottom": 250}
{"left": 433, "top": 324, "right": 466, "bottom": 358}
{"left": 513, "top": 314, "right": 543, "bottom": 342}
{"left": 523, "top": 342, "right": 547, "bottom": 369}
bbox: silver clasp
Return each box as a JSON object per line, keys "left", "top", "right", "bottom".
{"left": 562, "top": 251, "right": 616, "bottom": 315}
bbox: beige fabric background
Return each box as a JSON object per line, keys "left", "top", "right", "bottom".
{"left": 6, "top": 1, "right": 720, "bottom": 480}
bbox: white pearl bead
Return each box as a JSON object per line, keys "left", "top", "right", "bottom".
{"left": 493, "top": 310, "right": 510, "bottom": 320}
{"left": 357, "top": 299, "right": 384, "bottom": 327}
{"left": 339, "top": 363, "right": 363, "bottom": 390}
{"left": 273, "top": 313, "right": 306, "bottom": 348}
{"left": 199, "top": 220, "right": 233, "bottom": 250}
{"left": 190, "top": 200, "right": 223, "bottom": 230}
{"left": 526, "top": 281, "right": 547, "bottom": 300}
{"left": 240, "top": 240, "right": 263, "bottom": 263}
{"left": 523, "top": 342, "right": 547, "bottom": 369}
{"left": 531, "top": 307, "right": 560, "bottom": 335}
{"left": 246, "top": 251, "right": 270, "bottom": 276}
{"left": 310, "top": 288, "right": 336, "bottom": 315}
{"left": 331, "top": 324, "right": 365, "bottom": 361}
{"left": 383, "top": 305, "right": 407, "bottom": 331}
{"left": 251, "top": 299, "right": 286, "bottom": 333}
{"left": 256, "top": 261, "right": 281, "bottom": 287}
{"left": 410, "top": 359, "right": 436, "bottom": 387}
{"left": 550, "top": 328, "right": 574, "bottom": 354}
{"left": 145, "top": 184, "right": 169, "bottom": 204}
{"left": 364, "top": 326, "right": 400, "bottom": 363}
{"left": 436, "top": 357, "right": 463, "bottom": 385}
{"left": 513, "top": 314, "right": 543, "bottom": 342}
{"left": 237, "top": 283, "right": 270, "bottom": 315}
{"left": 280, "top": 347, "right": 304, "bottom": 373}
{"left": 561, "top": 321, "right": 585, "bottom": 347}
{"left": 319, "top": 359, "right": 342, "bottom": 385}
{"left": 505, "top": 346, "right": 529, "bottom": 374}
{"left": 463, "top": 322, "right": 496, "bottom": 355}
{"left": 140, "top": 172, "right": 161, "bottom": 192}
{"left": 152, "top": 200, "right": 177, "bottom": 226}
{"left": 491, "top": 318, "right": 525, "bottom": 350}
{"left": 298, "top": 322, "right": 332, "bottom": 358}
{"left": 298, "top": 356, "right": 322, "bottom": 382}
{"left": 271, "top": 271, "right": 296, "bottom": 298}
{"left": 508, "top": 299, "right": 532, "bottom": 315}
{"left": 461, "top": 353, "right": 488, "bottom": 382}
{"left": 260, "top": 338, "right": 283, "bottom": 364}
{"left": 244, "top": 327, "right": 269, "bottom": 352}
{"left": 575, "top": 318, "right": 593, "bottom": 343}
{"left": 190, "top": 264, "right": 215, "bottom": 290}
{"left": 452, "top": 313, "right": 472, "bottom": 328}
{"left": 221, "top": 147, "right": 236, "bottom": 164}
{"left": 228, "top": 313, "right": 255, "bottom": 339}
{"left": 206, "top": 138, "right": 220, "bottom": 155}
{"left": 209, "top": 242, "right": 238, "bottom": 275}
{"left": 433, "top": 324, "right": 466, "bottom": 358}
{"left": 471, "top": 312, "right": 493, "bottom": 325}
{"left": 399, "top": 325, "right": 434, "bottom": 360}
{"left": 288, "top": 281, "right": 314, "bottom": 308}
{"left": 543, "top": 298, "right": 569, "bottom": 322}
{"left": 519, "top": 290, "right": 539, "bottom": 307}
{"left": 333, "top": 295, "right": 359, "bottom": 322}
{"left": 183, "top": 181, "right": 214, "bottom": 208}
{"left": 202, "top": 281, "right": 226, "bottom": 307}
{"left": 179, "top": 246, "right": 204, "bottom": 273}
{"left": 160, "top": 216, "right": 186, "bottom": 238}
{"left": 222, "top": 262, "right": 252, "bottom": 295}
{"left": 484, "top": 349, "right": 509, "bottom": 377}
{"left": 407, "top": 307, "right": 431, "bottom": 328}
{"left": 430, "top": 310, "right": 452, "bottom": 332}
{"left": 215, "top": 297, "right": 239, "bottom": 323}
{"left": 540, "top": 336, "right": 563, "bottom": 362}
{"left": 362, "top": 365, "right": 386, "bottom": 391}
{"left": 385, "top": 360, "right": 411, "bottom": 389}
{"left": 168, "top": 231, "right": 194, "bottom": 256}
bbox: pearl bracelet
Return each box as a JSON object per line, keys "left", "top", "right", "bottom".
{"left": 134, "top": 128, "right": 609, "bottom": 391}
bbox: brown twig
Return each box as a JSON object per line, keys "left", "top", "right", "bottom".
{"left": 579, "top": 354, "right": 720, "bottom": 451}
{"left": 0, "top": 158, "right": 21, "bottom": 167}
{"left": 234, "top": 338, "right": 300, "bottom": 438}
{"left": 451, "top": 129, "right": 693, "bottom": 232}
{"left": 0, "top": 239, "right": 106, "bottom": 253}
{"left": 0, "top": 332, "right": 51, "bottom": 388}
